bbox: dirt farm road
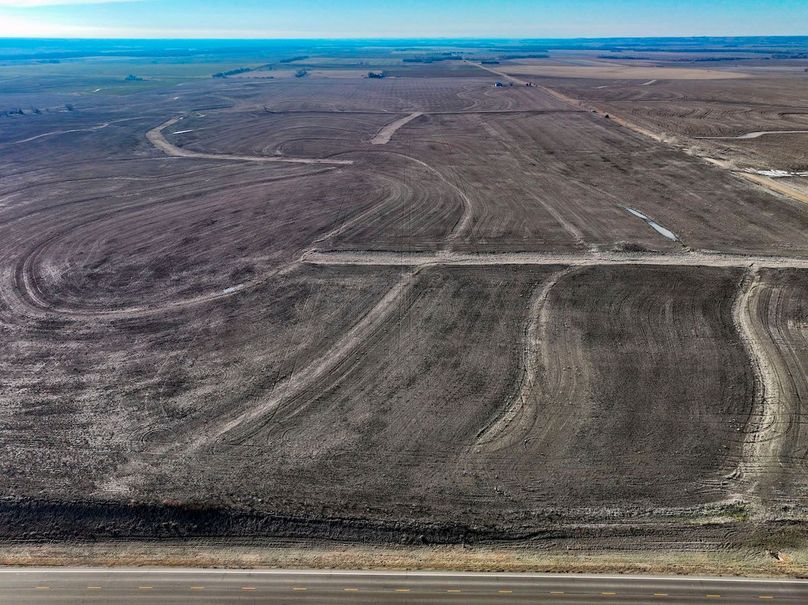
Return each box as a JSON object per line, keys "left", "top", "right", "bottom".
{"left": 147, "top": 117, "right": 354, "bottom": 165}
{"left": 3, "top": 568, "right": 808, "bottom": 604}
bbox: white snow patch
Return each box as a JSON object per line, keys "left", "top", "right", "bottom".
{"left": 745, "top": 169, "right": 808, "bottom": 178}
{"left": 738, "top": 130, "right": 808, "bottom": 140}
{"left": 700, "top": 130, "right": 808, "bottom": 141}
{"left": 625, "top": 208, "right": 679, "bottom": 241}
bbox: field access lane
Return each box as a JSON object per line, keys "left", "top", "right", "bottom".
{"left": 2, "top": 569, "right": 808, "bottom": 604}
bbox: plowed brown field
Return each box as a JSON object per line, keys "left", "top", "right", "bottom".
{"left": 1, "top": 54, "right": 808, "bottom": 566}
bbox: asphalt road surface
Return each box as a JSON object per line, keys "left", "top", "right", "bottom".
{"left": 2, "top": 569, "right": 808, "bottom": 603}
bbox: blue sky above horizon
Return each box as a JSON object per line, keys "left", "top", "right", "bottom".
{"left": 0, "top": 0, "right": 806, "bottom": 39}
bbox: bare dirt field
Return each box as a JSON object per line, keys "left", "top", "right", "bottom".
{"left": 533, "top": 66, "right": 808, "bottom": 172}
{"left": 2, "top": 41, "right": 808, "bottom": 574}
{"left": 503, "top": 60, "right": 748, "bottom": 80}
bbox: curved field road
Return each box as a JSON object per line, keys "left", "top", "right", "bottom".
{"left": 732, "top": 269, "right": 782, "bottom": 507}
{"left": 732, "top": 268, "right": 808, "bottom": 508}
{"left": 11, "top": 118, "right": 142, "bottom": 145}
{"left": 147, "top": 117, "right": 354, "bottom": 165}
{"left": 700, "top": 130, "right": 808, "bottom": 140}
{"left": 3, "top": 569, "right": 808, "bottom": 604}
{"left": 475, "top": 267, "right": 576, "bottom": 450}
{"left": 371, "top": 111, "right": 423, "bottom": 144}
{"left": 736, "top": 172, "right": 808, "bottom": 206}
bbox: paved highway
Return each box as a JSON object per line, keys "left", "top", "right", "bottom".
{"left": 2, "top": 568, "right": 808, "bottom": 603}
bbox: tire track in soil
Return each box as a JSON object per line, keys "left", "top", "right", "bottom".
{"left": 188, "top": 265, "right": 427, "bottom": 453}
{"left": 4, "top": 164, "right": 346, "bottom": 319}
{"left": 309, "top": 173, "right": 409, "bottom": 249}
{"left": 10, "top": 210, "right": 307, "bottom": 320}
{"left": 364, "top": 149, "right": 474, "bottom": 243}
{"left": 100, "top": 266, "right": 417, "bottom": 494}
{"left": 474, "top": 113, "right": 589, "bottom": 249}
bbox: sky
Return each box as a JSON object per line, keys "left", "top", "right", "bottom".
{"left": 0, "top": 0, "right": 806, "bottom": 39}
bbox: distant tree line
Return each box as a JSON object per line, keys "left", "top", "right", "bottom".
{"left": 402, "top": 53, "right": 463, "bottom": 63}
{"left": 598, "top": 54, "right": 745, "bottom": 62}
{"left": 213, "top": 67, "right": 252, "bottom": 78}
{"left": 498, "top": 53, "right": 549, "bottom": 60}
{"left": 0, "top": 104, "right": 73, "bottom": 117}
{"left": 213, "top": 63, "right": 273, "bottom": 78}
{"left": 599, "top": 52, "right": 808, "bottom": 61}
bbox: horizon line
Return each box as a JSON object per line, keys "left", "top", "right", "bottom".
{"left": 2, "top": 34, "right": 808, "bottom": 42}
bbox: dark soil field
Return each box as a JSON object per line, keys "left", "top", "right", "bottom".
{"left": 2, "top": 40, "right": 808, "bottom": 572}
{"left": 530, "top": 59, "right": 808, "bottom": 172}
